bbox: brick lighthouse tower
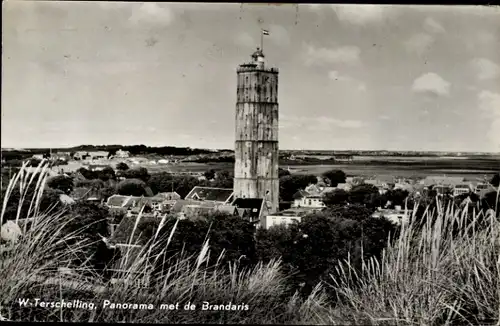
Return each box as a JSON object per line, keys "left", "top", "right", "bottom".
{"left": 233, "top": 47, "right": 279, "bottom": 214}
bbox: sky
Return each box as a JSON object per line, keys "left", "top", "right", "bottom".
{"left": 2, "top": 2, "right": 500, "bottom": 152}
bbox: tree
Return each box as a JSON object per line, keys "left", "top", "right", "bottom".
{"left": 278, "top": 168, "right": 291, "bottom": 178}
{"left": 116, "top": 178, "right": 149, "bottom": 197}
{"left": 255, "top": 224, "right": 294, "bottom": 263}
{"left": 27, "top": 158, "right": 42, "bottom": 167}
{"left": 348, "top": 183, "right": 380, "bottom": 206}
{"left": 116, "top": 162, "right": 129, "bottom": 171}
{"left": 47, "top": 175, "right": 74, "bottom": 195}
{"left": 212, "top": 170, "right": 233, "bottom": 188}
{"left": 97, "top": 166, "right": 116, "bottom": 181}
{"left": 77, "top": 167, "right": 98, "bottom": 180}
{"left": 385, "top": 189, "right": 410, "bottom": 208}
{"left": 1, "top": 180, "right": 64, "bottom": 222}
{"left": 279, "top": 174, "right": 318, "bottom": 202}
{"left": 63, "top": 202, "right": 117, "bottom": 274}
{"left": 204, "top": 169, "right": 216, "bottom": 180}
{"left": 481, "top": 191, "right": 500, "bottom": 217}
{"left": 153, "top": 213, "right": 257, "bottom": 273}
{"left": 490, "top": 173, "right": 500, "bottom": 187}
{"left": 121, "top": 167, "right": 150, "bottom": 182}
{"left": 322, "top": 189, "right": 349, "bottom": 207}
{"left": 147, "top": 173, "right": 206, "bottom": 198}
{"left": 322, "top": 170, "right": 346, "bottom": 187}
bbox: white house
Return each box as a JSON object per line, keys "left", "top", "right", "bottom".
{"left": 292, "top": 183, "right": 345, "bottom": 208}
{"left": 453, "top": 184, "right": 472, "bottom": 197}
{"left": 261, "top": 214, "right": 301, "bottom": 229}
{"left": 115, "top": 149, "right": 130, "bottom": 158}
{"left": 372, "top": 206, "right": 412, "bottom": 226}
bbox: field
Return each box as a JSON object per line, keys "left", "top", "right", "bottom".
{"left": 46, "top": 155, "right": 499, "bottom": 181}
{"left": 145, "top": 156, "right": 499, "bottom": 180}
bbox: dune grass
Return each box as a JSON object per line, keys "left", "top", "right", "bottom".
{"left": 330, "top": 195, "right": 500, "bottom": 325}
{"left": 0, "top": 162, "right": 333, "bottom": 324}
{"left": 1, "top": 161, "right": 499, "bottom": 324}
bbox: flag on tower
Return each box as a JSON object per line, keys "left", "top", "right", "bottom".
{"left": 262, "top": 29, "right": 270, "bottom": 36}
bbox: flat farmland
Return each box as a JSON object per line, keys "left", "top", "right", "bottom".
{"left": 144, "top": 156, "right": 499, "bottom": 179}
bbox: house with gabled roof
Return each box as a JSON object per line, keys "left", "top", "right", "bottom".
{"left": 184, "top": 186, "right": 234, "bottom": 204}
{"left": 233, "top": 198, "right": 267, "bottom": 223}
{"left": 106, "top": 194, "right": 171, "bottom": 214}
{"left": 420, "top": 176, "right": 465, "bottom": 187}
{"left": 71, "top": 187, "right": 103, "bottom": 203}
{"left": 153, "top": 192, "right": 181, "bottom": 201}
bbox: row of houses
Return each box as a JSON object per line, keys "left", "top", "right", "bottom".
{"left": 290, "top": 175, "right": 498, "bottom": 211}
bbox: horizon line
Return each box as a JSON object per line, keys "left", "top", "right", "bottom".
{"left": 1, "top": 145, "right": 499, "bottom": 155}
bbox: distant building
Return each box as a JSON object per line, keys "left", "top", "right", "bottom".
{"left": 363, "top": 179, "right": 390, "bottom": 194}
{"left": 292, "top": 190, "right": 324, "bottom": 208}
{"left": 184, "top": 187, "right": 234, "bottom": 205}
{"left": 372, "top": 206, "right": 412, "bottom": 226}
{"left": 453, "top": 184, "right": 472, "bottom": 197}
{"left": 233, "top": 198, "right": 268, "bottom": 223}
{"left": 71, "top": 187, "right": 103, "bottom": 203}
{"left": 154, "top": 192, "right": 181, "bottom": 201}
{"left": 52, "top": 152, "right": 71, "bottom": 161}
{"left": 115, "top": 149, "right": 130, "bottom": 158}
{"left": 475, "top": 183, "right": 492, "bottom": 193}
{"left": 88, "top": 151, "right": 109, "bottom": 161}
{"left": 83, "top": 163, "right": 110, "bottom": 172}
{"left": 261, "top": 207, "right": 318, "bottom": 229}
{"left": 334, "top": 155, "right": 353, "bottom": 162}
{"left": 420, "top": 176, "right": 465, "bottom": 187}
{"left": 106, "top": 195, "right": 171, "bottom": 214}
{"left": 292, "top": 183, "right": 344, "bottom": 208}
{"left": 336, "top": 183, "right": 352, "bottom": 191}
{"left": 73, "top": 151, "right": 89, "bottom": 160}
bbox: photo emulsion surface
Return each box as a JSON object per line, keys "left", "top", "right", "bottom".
{"left": 1, "top": 2, "right": 500, "bottom": 324}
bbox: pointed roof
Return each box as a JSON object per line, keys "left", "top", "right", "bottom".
{"left": 184, "top": 186, "right": 234, "bottom": 203}
{"left": 233, "top": 198, "right": 264, "bottom": 220}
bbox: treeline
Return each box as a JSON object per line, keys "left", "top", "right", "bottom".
{"left": 71, "top": 145, "right": 215, "bottom": 156}
{"left": 1, "top": 145, "right": 216, "bottom": 161}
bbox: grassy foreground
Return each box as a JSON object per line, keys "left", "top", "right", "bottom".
{"left": 1, "top": 162, "right": 499, "bottom": 325}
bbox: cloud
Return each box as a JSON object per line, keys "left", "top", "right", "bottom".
{"left": 129, "top": 3, "right": 174, "bottom": 26}
{"left": 379, "top": 115, "right": 391, "bottom": 120}
{"left": 267, "top": 24, "right": 291, "bottom": 47}
{"left": 404, "top": 33, "right": 434, "bottom": 55}
{"left": 471, "top": 58, "right": 500, "bottom": 80}
{"left": 328, "top": 70, "right": 353, "bottom": 81}
{"left": 68, "top": 61, "right": 143, "bottom": 76}
{"left": 304, "top": 44, "right": 361, "bottom": 66}
{"left": 423, "top": 17, "right": 445, "bottom": 34}
{"left": 412, "top": 72, "right": 451, "bottom": 97}
{"left": 478, "top": 90, "right": 500, "bottom": 150}
{"left": 235, "top": 32, "right": 255, "bottom": 48}
{"left": 332, "top": 4, "right": 395, "bottom": 25}
{"left": 328, "top": 71, "right": 367, "bottom": 91}
{"left": 281, "top": 115, "right": 365, "bottom": 130}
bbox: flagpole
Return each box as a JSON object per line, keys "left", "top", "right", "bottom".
{"left": 260, "top": 30, "right": 263, "bottom": 52}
